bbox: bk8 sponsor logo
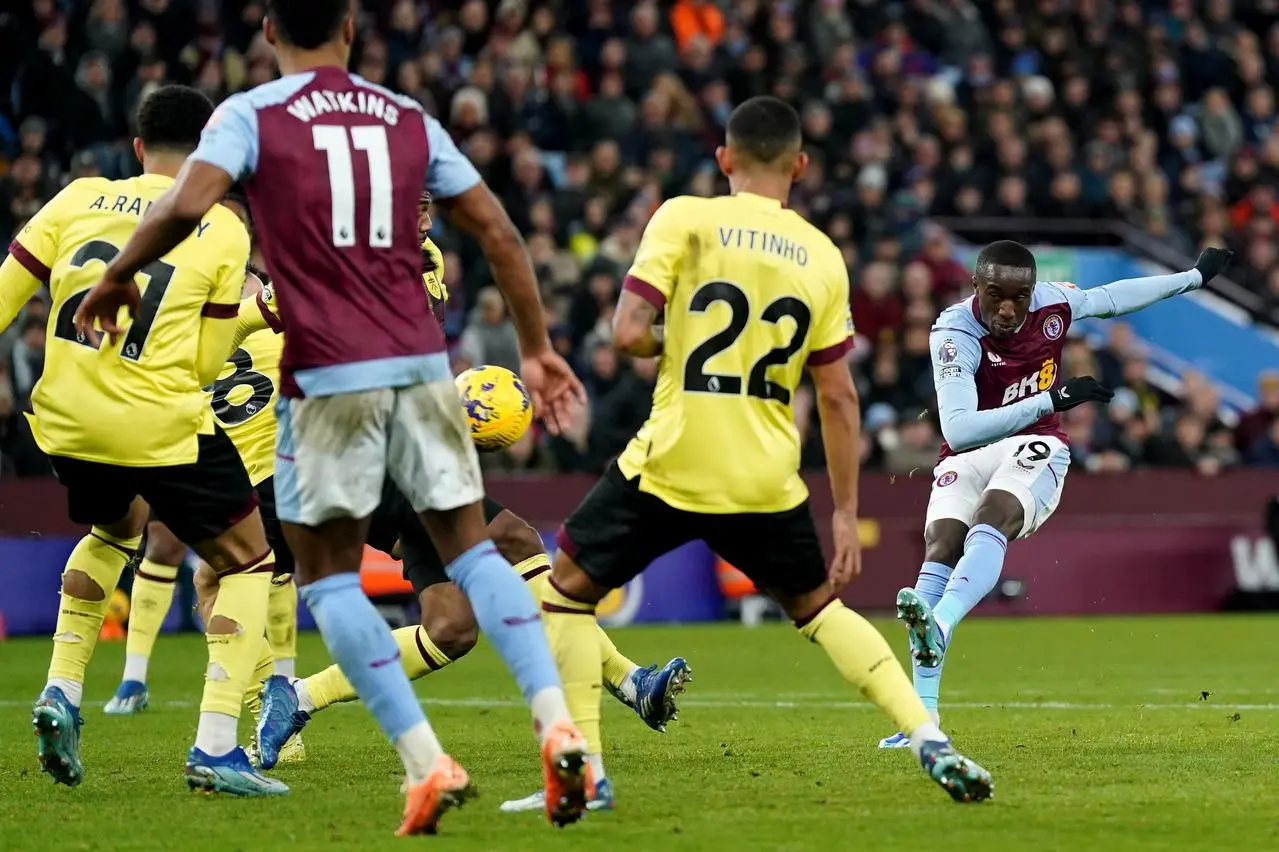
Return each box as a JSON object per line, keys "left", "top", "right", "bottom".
{"left": 1001, "top": 358, "right": 1057, "bottom": 404}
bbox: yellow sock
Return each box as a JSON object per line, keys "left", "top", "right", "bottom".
{"left": 798, "top": 600, "right": 931, "bottom": 735}
{"left": 123, "top": 559, "right": 179, "bottom": 680}
{"left": 266, "top": 579, "right": 298, "bottom": 676}
{"left": 47, "top": 528, "right": 142, "bottom": 703}
{"left": 596, "top": 627, "right": 639, "bottom": 695}
{"left": 301, "top": 625, "right": 448, "bottom": 712}
{"left": 526, "top": 566, "right": 639, "bottom": 695}
{"left": 200, "top": 571, "right": 272, "bottom": 719}
{"left": 540, "top": 580, "right": 603, "bottom": 753}
{"left": 243, "top": 635, "right": 274, "bottom": 717}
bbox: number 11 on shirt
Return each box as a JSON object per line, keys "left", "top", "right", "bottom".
{"left": 312, "top": 124, "right": 393, "bottom": 249}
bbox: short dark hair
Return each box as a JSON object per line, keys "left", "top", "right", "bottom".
{"left": 137, "top": 85, "right": 214, "bottom": 154}
{"left": 726, "top": 96, "right": 802, "bottom": 167}
{"left": 268, "top": 0, "right": 350, "bottom": 50}
{"left": 974, "top": 239, "right": 1036, "bottom": 278}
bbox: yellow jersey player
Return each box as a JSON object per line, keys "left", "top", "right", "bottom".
{"left": 254, "top": 195, "right": 688, "bottom": 814}
{"left": 0, "top": 85, "right": 286, "bottom": 796}
{"left": 538, "top": 96, "right": 994, "bottom": 804}
{"left": 105, "top": 266, "right": 304, "bottom": 753}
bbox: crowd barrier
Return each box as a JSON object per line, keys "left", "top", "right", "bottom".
{"left": 0, "top": 470, "right": 1273, "bottom": 636}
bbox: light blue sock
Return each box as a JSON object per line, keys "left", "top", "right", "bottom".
{"left": 932, "top": 524, "right": 1009, "bottom": 638}
{"left": 299, "top": 572, "right": 426, "bottom": 741}
{"left": 912, "top": 562, "right": 951, "bottom": 712}
{"left": 445, "top": 540, "right": 561, "bottom": 704}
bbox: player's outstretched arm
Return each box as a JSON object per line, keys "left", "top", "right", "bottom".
{"left": 612, "top": 290, "right": 664, "bottom": 357}
{"left": 228, "top": 271, "right": 282, "bottom": 352}
{"left": 810, "top": 357, "right": 862, "bottom": 588}
{"left": 1062, "top": 248, "right": 1233, "bottom": 320}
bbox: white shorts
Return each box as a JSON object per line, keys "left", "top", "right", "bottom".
{"left": 924, "top": 435, "right": 1071, "bottom": 539}
{"left": 273, "top": 381, "right": 484, "bottom": 526}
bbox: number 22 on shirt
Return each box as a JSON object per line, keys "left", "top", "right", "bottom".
{"left": 682, "top": 279, "right": 812, "bottom": 406}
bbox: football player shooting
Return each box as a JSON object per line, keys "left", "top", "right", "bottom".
{"left": 540, "top": 95, "right": 993, "bottom": 804}
{"left": 876, "top": 241, "right": 1234, "bottom": 749}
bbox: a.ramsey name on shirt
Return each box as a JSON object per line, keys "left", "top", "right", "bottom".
{"left": 285, "top": 89, "right": 404, "bottom": 125}
{"left": 717, "top": 226, "right": 809, "bottom": 267}
{"left": 86, "top": 193, "right": 215, "bottom": 238}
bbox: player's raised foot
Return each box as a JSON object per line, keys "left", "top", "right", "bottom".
{"left": 918, "top": 740, "right": 993, "bottom": 803}
{"left": 896, "top": 588, "right": 947, "bottom": 668}
{"left": 103, "top": 680, "right": 149, "bottom": 716}
{"left": 499, "top": 777, "right": 616, "bottom": 814}
{"left": 32, "top": 687, "right": 84, "bottom": 787}
{"left": 256, "top": 675, "right": 309, "bottom": 770}
{"left": 541, "top": 720, "right": 592, "bottom": 827}
{"left": 631, "top": 657, "right": 692, "bottom": 733}
{"left": 877, "top": 731, "right": 912, "bottom": 749}
{"left": 185, "top": 746, "right": 288, "bottom": 796}
{"left": 396, "top": 755, "right": 475, "bottom": 836}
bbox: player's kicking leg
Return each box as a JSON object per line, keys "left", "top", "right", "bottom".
{"left": 712, "top": 506, "right": 992, "bottom": 803}
{"left": 876, "top": 518, "right": 964, "bottom": 749}
{"left": 105, "top": 519, "right": 187, "bottom": 716}
{"left": 33, "top": 491, "right": 149, "bottom": 787}
{"left": 885, "top": 436, "right": 1070, "bottom": 749}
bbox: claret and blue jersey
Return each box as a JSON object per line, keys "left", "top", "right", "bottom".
{"left": 930, "top": 270, "right": 1204, "bottom": 459}
{"left": 189, "top": 67, "right": 481, "bottom": 398}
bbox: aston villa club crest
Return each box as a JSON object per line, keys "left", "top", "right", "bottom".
{"left": 936, "top": 471, "right": 958, "bottom": 487}
{"left": 1042, "top": 314, "right": 1064, "bottom": 340}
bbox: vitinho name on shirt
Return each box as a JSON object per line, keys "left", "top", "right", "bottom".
{"left": 717, "top": 227, "right": 808, "bottom": 267}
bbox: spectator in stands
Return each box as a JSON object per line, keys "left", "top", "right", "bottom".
{"left": 458, "top": 286, "right": 521, "bottom": 375}
{"left": 882, "top": 412, "right": 942, "bottom": 476}
{"left": 1246, "top": 419, "right": 1279, "bottom": 467}
{"left": 851, "top": 262, "right": 902, "bottom": 352}
{"left": 590, "top": 356, "right": 656, "bottom": 464}
{"left": 10, "top": 315, "right": 45, "bottom": 405}
{"left": 1237, "top": 372, "right": 1279, "bottom": 455}
{"left": 3, "top": 0, "right": 1276, "bottom": 476}
{"left": 669, "top": 0, "right": 723, "bottom": 54}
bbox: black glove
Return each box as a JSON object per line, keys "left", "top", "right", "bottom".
{"left": 1049, "top": 376, "right": 1114, "bottom": 412}
{"left": 1193, "top": 247, "right": 1234, "bottom": 285}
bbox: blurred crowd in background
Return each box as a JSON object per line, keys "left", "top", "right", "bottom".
{"left": 1, "top": 0, "right": 1278, "bottom": 479}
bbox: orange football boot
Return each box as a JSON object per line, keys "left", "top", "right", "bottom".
{"left": 541, "top": 719, "right": 593, "bottom": 827}
{"left": 395, "top": 754, "right": 475, "bottom": 836}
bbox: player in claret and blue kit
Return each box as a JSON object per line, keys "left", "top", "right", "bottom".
{"left": 74, "top": 0, "right": 590, "bottom": 833}
{"left": 877, "top": 240, "right": 1234, "bottom": 748}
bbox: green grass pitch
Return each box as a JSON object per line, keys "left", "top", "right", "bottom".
{"left": 1, "top": 616, "right": 1276, "bottom": 851}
